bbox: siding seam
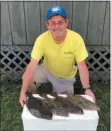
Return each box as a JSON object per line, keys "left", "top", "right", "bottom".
{"left": 39, "top": 1, "right": 42, "bottom": 34}
{"left": 101, "top": 2, "right": 108, "bottom": 46}
{"left": 7, "top": 2, "right": 13, "bottom": 45}
{"left": 86, "top": 2, "right": 90, "bottom": 46}
{"left": 23, "top": 1, "right": 28, "bottom": 45}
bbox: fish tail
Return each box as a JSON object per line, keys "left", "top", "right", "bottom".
{"left": 26, "top": 91, "right": 33, "bottom": 98}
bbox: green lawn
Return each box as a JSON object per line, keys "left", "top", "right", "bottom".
{"left": 1, "top": 77, "right": 110, "bottom": 131}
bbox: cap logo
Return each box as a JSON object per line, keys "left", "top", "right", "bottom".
{"left": 51, "top": 7, "right": 60, "bottom": 12}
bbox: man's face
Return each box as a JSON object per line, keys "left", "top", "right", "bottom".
{"left": 46, "top": 15, "right": 69, "bottom": 40}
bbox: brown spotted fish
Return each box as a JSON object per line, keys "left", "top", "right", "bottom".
{"left": 61, "top": 91, "right": 100, "bottom": 111}
{"left": 50, "top": 92, "right": 84, "bottom": 115}
{"left": 26, "top": 92, "right": 53, "bottom": 120}
{"left": 40, "top": 93, "right": 69, "bottom": 117}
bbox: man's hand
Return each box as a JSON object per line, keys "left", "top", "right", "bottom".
{"left": 85, "top": 89, "right": 96, "bottom": 103}
{"left": 19, "top": 91, "right": 27, "bottom": 107}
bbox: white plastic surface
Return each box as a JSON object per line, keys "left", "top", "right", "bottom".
{"left": 22, "top": 95, "right": 99, "bottom": 131}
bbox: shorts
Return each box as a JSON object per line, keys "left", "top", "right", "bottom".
{"left": 34, "top": 64, "right": 76, "bottom": 94}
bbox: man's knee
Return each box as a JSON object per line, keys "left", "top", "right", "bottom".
{"left": 28, "top": 82, "right": 37, "bottom": 93}
{"left": 22, "top": 73, "right": 25, "bottom": 80}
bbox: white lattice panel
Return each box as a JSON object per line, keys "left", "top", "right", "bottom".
{"left": 0, "top": 46, "right": 110, "bottom": 81}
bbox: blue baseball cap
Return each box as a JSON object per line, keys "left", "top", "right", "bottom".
{"left": 46, "top": 5, "right": 67, "bottom": 20}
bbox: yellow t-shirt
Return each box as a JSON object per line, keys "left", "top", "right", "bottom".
{"left": 31, "top": 29, "right": 88, "bottom": 78}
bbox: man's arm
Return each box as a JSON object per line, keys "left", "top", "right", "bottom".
{"left": 76, "top": 60, "right": 90, "bottom": 89}
{"left": 21, "top": 58, "right": 38, "bottom": 93}
{"left": 77, "top": 60, "right": 96, "bottom": 102}
{"left": 20, "top": 58, "right": 39, "bottom": 107}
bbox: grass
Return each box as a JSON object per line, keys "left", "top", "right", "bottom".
{"left": 1, "top": 75, "right": 110, "bottom": 131}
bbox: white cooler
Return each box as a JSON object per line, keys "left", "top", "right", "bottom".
{"left": 21, "top": 95, "right": 99, "bottom": 131}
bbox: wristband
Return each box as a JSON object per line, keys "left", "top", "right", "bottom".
{"left": 83, "top": 87, "right": 91, "bottom": 92}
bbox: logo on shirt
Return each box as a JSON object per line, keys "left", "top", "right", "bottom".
{"left": 64, "top": 51, "right": 73, "bottom": 55}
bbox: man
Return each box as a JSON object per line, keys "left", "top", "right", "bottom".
{"left": 19, "top": 5, "right": 96, "bottom": 107}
